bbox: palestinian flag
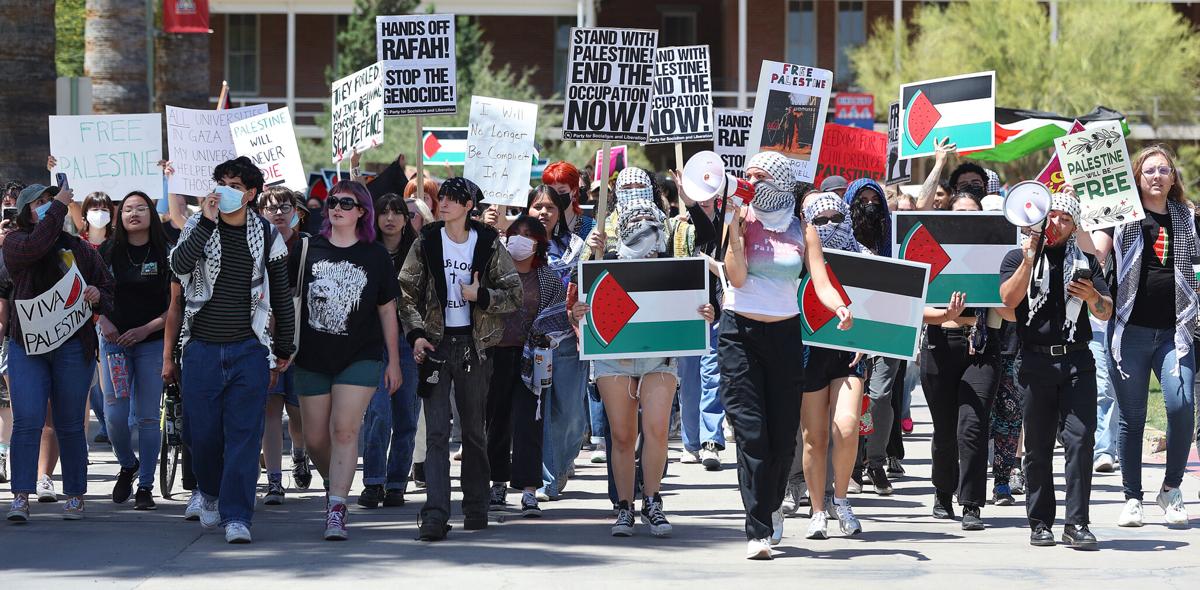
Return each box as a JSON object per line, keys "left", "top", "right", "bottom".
{"left": 579, "top": 258, "right": 709, "bottom": 360}
{"left": 892, "top": 212, "right": 1018, "bottom": 307}
{"left": 965, "top": 106, "right": 1129, "bottom": 163}
{"left": 799, "top": 250, "right": 929, "bottom": 361}
{"left": 899, "top": 71, "right": 995, "bottom": 158}
{"left": 421, "top": 127, "right": 468, "bottom": 166}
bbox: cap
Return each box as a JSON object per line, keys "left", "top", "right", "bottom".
{"left": 819, "top": 175, "right": 848, "bottom": 192}
{"left": 15, "top": 184, "right": 60, "bottom": 213}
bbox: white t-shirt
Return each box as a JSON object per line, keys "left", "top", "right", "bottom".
{"left": 441, "top": 227, "right": 477, "bottom": 328}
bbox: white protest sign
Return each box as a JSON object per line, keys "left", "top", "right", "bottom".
{"left": 714, "top": 109, "right": 753, "bottom": 177}
{"left": 331, "top": 62, "right": 385, "bottom": 164}
{"left": 464, "top": 96, "right": 538, "bottom": 207}
{"left": 48, "top": 113, "right": 162, "bottom": 200}
{"left": 885, "top": 101, "right": 911, "bottom": 185}
{"left": 746, "top": 61, "right": 833, "bottom": 183}
{"left": 648, "top": 45, "right": 713, "bottom": 144}
{"left": 1053, "top": 121, "right": 1144, "bottom": 231}
{"left": 229, "top": 107, "right": 307, "bottom": 191}
{"left": 166, "top": 104, "right": 269, "bottom": 196}
{"left": 562, "top": 27, "right": 657, "bottom": 142}
{"left": 16, "top": 265, "right": 90, "bottom": 355}
{"left": 376, "top": 14, "right": 456, "bottom": 116}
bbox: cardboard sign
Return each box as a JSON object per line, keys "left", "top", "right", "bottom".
{"left": 746, "top": 61, "right": 833, "bottom": 183}
{"left": 16, "top": 265, "right": 91, "bottom": 356}
{"left": 813, "top": 123, "right": 887, "bottom": 188}
{"left": 48, "top": 113, "right": 163, "bottom": 200}
{"left": 376, "top": 14, "right": 456, "bottom": 116}
{"left": 648, "top": 45, "right": 713, "bottom": 144}
{"left": 331, "top": 62, "right": 385, "bottom": 164}
{"left": 899, "top": 71, "right": 995, "bottom": 158}
{"left": 166, "top": 104, "right": 269, "bottom": 196}
{"left": 1036, "top": 120, "right": 1086, "bottom": 193}
{"left": 422, "top": 127, "right": 468, "bottom": 166}
{"left": 1053, "top": 121, "right": 1144, "bottom": 231}
{"left": 833, "top": 93, "right": 875, "bottom": 130}
{"left": 464, "top": 96, "right": 538, "bottom": 207}
{"left": 892, "top": 211, "right": 1019, "bottom": 307}
{"left": 714, "top": 109, "right": 753, "bottom": 177}
{"left": 229, "top": 107, "right": 307, "bottom": 191}
{"left": 593, "top": 145, "right": 628, "bottom": 182}
{"left": 562, "top": 27, "right": 658, "bottom": 142}
{"left": 885, "top": 101, "right": 911, "bottom": 185}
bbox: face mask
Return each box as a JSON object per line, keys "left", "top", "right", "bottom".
{"left": 961, "top": 185, "right": 986, "bottom": 200}
{"left": 214, "top": 185, "right": 246, "bottom": 214}
{"left": 34, "top": 201, "right": 52, "bottom": 220}
{"left": 615, "top": 186, "right": 654, "bottom": 208}
{"left": 86, "top": 209, "right": 111, "bottom": 228}
{"left": 504, "top": 234, "right": 536, "bottom": 261}
{"left": 289, "top": 212, "right": 299, "bottom": 229}
{"left": 862, "top": 202, "right": 883, "bottom": 219}
{"left": 753, "top": 206, "right": 794, "bottom": 233}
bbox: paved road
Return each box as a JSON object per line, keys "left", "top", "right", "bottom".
{"left": 1, "top": 394, "right": 1197, "bottom": 589}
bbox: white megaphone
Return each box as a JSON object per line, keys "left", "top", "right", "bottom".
{"left": 682, "top": 150, "right": 756, "bottom": 207}
{"left": 1003, "top": 180, "right": 1052, "bottom": 229}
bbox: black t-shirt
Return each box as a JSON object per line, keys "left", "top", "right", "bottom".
{"left": 290, "top": 236, "right": 400, "bottom": 374}
{"left": 101, "top": 241, "right": 170, "bottom": 340}
{"left": 1128, "top": 210, "right": 1176, "bottom": 328}
{"left": 1000, "top": 247, "right": 1109, "bottom": 346}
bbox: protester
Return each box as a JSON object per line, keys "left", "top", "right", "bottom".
{"left": 916, "top": 139, "right": 958, "bottom": 210}
{"left": 407, "top": 197, "right": 434, "bottom": 232}
{"left": 80, "top": 192, "right": 116, "bottom": 249}
{"left": 542, "top": 162, "right": 596, "bottom": 241}
{"left": 0, "top": 219, "right": 10, "bottom": 485}
{"left": 404, "top": 176, "right": 440, "bottom": 219}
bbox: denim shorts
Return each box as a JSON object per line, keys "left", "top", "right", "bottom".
{"left": 593, "top": 357, "right": 675, "bottom": 379}
{"left": 269, "top": 365, "right": 299, "bottom": 406}
{"left": 294, "top": 360, "right": 384, "bottom": 396}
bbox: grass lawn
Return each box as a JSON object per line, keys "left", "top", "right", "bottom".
{"left": 1147, "top": 376, "right": 1167, "bottom": 433}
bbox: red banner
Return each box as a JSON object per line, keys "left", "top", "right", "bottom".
{"left": 163, "top": 0, "right": 209, "bottom": 34}
{"left": 813, "top": 123, "right": 888, "bottom": 188}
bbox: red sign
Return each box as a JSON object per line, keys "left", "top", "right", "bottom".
{"left": 813, "top": 123, "right": 888, "bottom": 187}
{"left": 163, "top": 0, "right": 209, "bottom": 34}
{"left": 1035, "top": 120, "right": 1086, "bottom": 194}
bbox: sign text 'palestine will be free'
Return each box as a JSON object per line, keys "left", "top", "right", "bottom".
{"left": 562, "top": 27, "right": 658, "bottom": 142}
{"left": 376, "top": 14, "right": 456, "bottom": 116}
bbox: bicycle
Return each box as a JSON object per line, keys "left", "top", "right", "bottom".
{"left": 158, "top": 381, "right": 184, "bottom": 499}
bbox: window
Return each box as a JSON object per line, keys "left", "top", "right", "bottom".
{"left": 553, "top": 16, "right": 573, "bottom": 93}
{"left": 787, "top": 0, "right": 816, "bottom": 66}
{"left": 836, "top": 1, "right": 866, "bottom": 86}
{"left": 226, "top": 14, "right": 259, "bottom": 95}
{"left": 660, "top": 9, "right": 697, "bottom": 47}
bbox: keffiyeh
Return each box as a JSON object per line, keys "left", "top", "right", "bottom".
{"left": 746, "top": 152, "right": 795, "bottom": 192}
{"left": 1026, "top": 194, "right": 1088, "bottom": 341}
{"left": 615, "top": 167, "right": 654, "bottom": 209}
{"left": 616, "top": 200, "right": 667, "bottom": 259}
{"left": 803, "top": 192, "right": 861, "bottom": 253}
{"left": 750, "top": 180, "right": 797, "bottom": 233}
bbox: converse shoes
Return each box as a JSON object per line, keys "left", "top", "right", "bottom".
{"left": 264, "top": 481, "right": 285, "bottom": 506}
{"left": 292, "top": 452, "right": 312, "bottom": 490}
{"left": 184, "top": 491, "right": 204, "bottom": 521}
{"left": 611, "top": 501, "right": 635, "bottom": 537}
{"left": 324, "top": 503, "right": 349, "bottom": 541}
{"left": 640, "top": 494, "right": 673, "bottom": 537}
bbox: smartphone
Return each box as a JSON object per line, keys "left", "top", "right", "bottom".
{"left": 2, "top": 208, "right": 16, "bottom": 221}
{"left": 55, "top": 172, "right": 68, "bottom": 190}
{"left": 1071, "top": 267, "right": 1093, "bottom": 282}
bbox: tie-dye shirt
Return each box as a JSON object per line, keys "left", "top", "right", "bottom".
{"left": 725, "top": 208, "right": 805, "bottom": 317}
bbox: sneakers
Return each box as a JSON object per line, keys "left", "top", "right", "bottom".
{"left": 62, "top": 496, "right": 84, "bottom": 520}
{"left": 1009, "top": 467, "right": 1026, "bottom": 495}
{"left": 452, "top": 447, "right": 463, "bottom": 461}
{"left": 1030, "top": 524, "right": 1055, "bottom": 547}
{"left": 0, "top": 450, "right": 8, "bottom": 484}
{"left": 292, "top": 452, "right": 312, "bottom": 490}
{"left": 1093, "top": 454, "right": 1116, "bottom": 473}
{"left": 113, "top": 460, "right": 139, "bottom": 504}
{"left": 36, "top": 475, "right": 57, "bottom": 503}
{"left": 199, "top": 497, "right": 221, "bottom": 529}
{"left": 1156, "top": 487, "right": 1189, "bottom": 527}
{"left": 867, "top": 466, "right": 893, "bottom": 496}
{"left": 6, "top": 494, "right": 30, "bottom": 522}
{"left": 225, "top": 522, "right": 252, "bottom": 544}
{"left": 184, "top": 491, "right": 204, "bottom": 521}
{"left": 324, "top": 503, "right": 349, "bottom": 541}
{"left": 900, "top": 418, "right": 913, "bottom": 434}
{"left": 992, "top": 484, "right": 1015, "bottom": 506}
{"left": 1062, "top": 524, "right": 1099, "bottom": 550}
{"left": 640, "top": 494, "right": 672, "bottom": 537}
{"left": 961, "top": 506, "right": 984, "bottom": 531}
{"left": 417, "top": 519, "right": 450, "bottom": 542}
{"left": 382, "top": 489, "right": 406, "bottom": 507}
{"left": 591, "top": 442, "right": 608, "bottom": 464}
{"left": 932, "top": 492, "right": 955, "bottom": 520}
{"left": 680, "top": 449, "right": 701, "bottom": 464}
{"left": 357, "top": 484, "right": 384, "bottom": 509}
{"left": 412, "top": 462, "right": 426, "bottom": 488}
{"left": 700, "top": 441, "right": 722, "bottom": 471}
{"left": 770, "top": 509, "right": 783, "bottom": 545}
{"left": 520, "top": 490, "right": 542, "bottom": 518}
{"left": 833, "top": 500, "right": 862, "bottom": 535}
{"left": 1117, "top": 498, "right": 1144, "bottom": 527}
{"left": 806, "top": 511, "right": 829, "bottom": 539}
{"left": 847, "top": 471, "right": 864, "bottom": 494}
{"left": 611, "top": 501, "right": 635, "bottom": 537}
{"left": 264, "top": 481, "right": 285, "bottom": 506}
{"left": 489, "top": 482, "right": 508, "bottom": 511}
{"left": 781, "top": 480, "right": 806, "bottom": 517}
{"left": 886, "top": 457, "right": 905, "bottom": 475}
{"left": 134, "top": 487, "right": 156, "bottom": 511}
{"left": 746, "top": 538, "right": 773, "bottom": 560}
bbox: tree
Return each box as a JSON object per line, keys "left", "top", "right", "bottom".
{"left": 56, "top": 0, "right": 84, "bottom": 77}
{"left": 0, "top": 0, "right": 57, "bottom": 182}
{"left": 85, "top": 0, "right": 149, "bottom": 114}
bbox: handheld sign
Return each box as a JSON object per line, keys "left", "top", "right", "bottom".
{"left": 229, "top": 107, "right": 308, "bottom": 191}
{"left": 166, "top": 104, "right": 269, "bottom": 196}
{"left": 464, "top": 96, "right": 538, "bottom": 207}
{"left": 593, "top": 145, "right": 628, "bottom": 182}
{"left": 885, "top": 101, "right": 911, "bottom": 185}
{"left": 647, "top": 45, "right": 713, "bottom": 144}
{"left": 833, "top": 93, "right": 875, "bottom": 130}
{"left": 746, "top": 61, "right": 833, "bottom": 183}
{"left": 1052, "top": 121, "right": 1143, "bottom": 231}
{"left": 48, "top": 113, "right": 163, "bottom": 200}
{"left": 17, "top": 265, "right": 91, "bottom": 356}
{"left": 713, "top": 109, "right": 752, "bottom": 177}
{"left": 376, "top": 14, "right": 457, "bottom": 116}
{"left": 331, "top": 62, "right": 385, "bottom": 164}
{"left": 1035, "top": 120, "right": 1086, "bottom": 193}
{"left": 899, "top": 71, "right": 995, "bottom": 158}
{"left": 813, "top": 123, "right": 888, "bottom": 188}
{"left": 892, "top": 211, "right": 1019, "bottom": 307}
{"left": 562, "top": 27, "right": 658, "bottom": 142}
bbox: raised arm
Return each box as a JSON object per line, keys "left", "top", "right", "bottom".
{"left": 916, "top": 139, "right": 956, "bottom": 211}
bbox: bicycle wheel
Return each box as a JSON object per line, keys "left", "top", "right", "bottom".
{"left": 159, "top": 431, "right": 180, "bottom": 499}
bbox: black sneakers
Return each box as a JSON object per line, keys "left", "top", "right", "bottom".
{"left": 1030, "top": 524, "right": 1055, "bottom": 547}
{"left": 292, "top": 452, "right": 312, "bottom": 490}
{"left": 961, "top": 506, "right": 984, "bottom": 531}
{"left": 489, "top": 482, "right": 507, "bottom": 511}
{"left": 611, "top": 500, "right": 635, "bottom": 537}
{"left": 112, "top": 460, "right": 139, "bottom": 504}
{"left": 867, "top": 466, "right": 894, "bottom": 496}
{"left": 520, "top": 491, "right": 542, "bottom": 518}
{"left": 382, "top": 489, "right": 406, "bottom": 507}
{"left": 133, "top": 487, "right": 156, "bottom": 511}
{"left": 418, "top": 519, "right": 450, "bottom": 542}
{"left": 640, "top": 495, "right": 673, "bottom": 537}
{"left": 932, "top": 492, "right": 955, "bottom": 520}
{"left": 1062, "top": 524, "right": 1099, "bottom": 550}
{"left": 357, "top": 484, "right": 385, "bottom": 509}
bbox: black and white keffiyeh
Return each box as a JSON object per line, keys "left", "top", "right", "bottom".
{"left": 615, "top": 167, "right": 654, "bottom": 210}
{"left": 803, "top": 192, "right": 862, "bottom": 253}
{"left": 746, "top": 152, "right": 796, "bottom": 192}
{"left": 1027, "top": 194, "right": 1088, "bottom": 341}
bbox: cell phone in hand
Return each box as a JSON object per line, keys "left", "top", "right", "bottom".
{"left": 55, "top": 172, "right": 68, "bottom": 190}
{"left": 3, "top": 208, "right": 16, "bottom": 221}
{"left": 1071, "top": 267, "right": 1093, "bottom": 282}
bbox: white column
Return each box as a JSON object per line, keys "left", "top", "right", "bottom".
{"left": 586, "top": 0, "right": 596, "bottom": 28}
{"left": 737, "top": 0, "right": 747, "bottom": 109}
{"left": 286, "top": 7, "right": 296, "bottom": 116}
{"left": 577, "top": 0, "right": 584, "bottom": 27}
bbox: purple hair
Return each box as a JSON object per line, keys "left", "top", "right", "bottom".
{"left": 322, "top": 180, "right": 376, "bottom": 243}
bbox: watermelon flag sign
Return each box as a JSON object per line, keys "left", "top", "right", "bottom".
{"left": 421, "top": 127, "right": 467, "bottom": 166}
{"left": 579, "top": 258, "right": 709, "bottom": 360}
{"left": 16, "top": 265, "right": 91, "bottom": 356}
{"left": 799, "top": 250, "right": 929, "bottom": 361}
{"left": 746, "top": 60, "right": 833, "bottom": 183}
{"left": 812, "top": 123, "right": 887, "bottom": 188}
{"left": 1035, "top": 120, "right": 1086, "bottom": 193}
{"left": 892, "top": 211, "right": 1018, "bottom": 307}
{"left": 898, "top": 71, "right": 995, "bottom": 159}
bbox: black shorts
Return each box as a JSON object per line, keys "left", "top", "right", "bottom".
{"left": 801, "top": 345, "right": 866, "bottom": 393}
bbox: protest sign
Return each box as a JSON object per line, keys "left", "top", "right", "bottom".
{"left": 229, "top": 107, "right": 307, "bottom": 191}
{"left": 422, "top": 127, "right": 468, "bottom": 166}
{"left": 593, "top": 145, "right": 628, "bottom": 182}
{"left": 16, "top": 265, "right": 90, "bottom": 356}
{"left": 813, "top": 123, "right": 887, "bottom": 188}
{"left": 714, "top": 109, "right": 752, "bottom": 177}
{"left": 48, "top": 113, "right": 162, "bottom": 200}
{"left": 579, "top": 258, "right": 709, "bottom": 360}
{"left": 648, "top": 45, "right": 712, "bottom": 144}
{"left": 464, "top": 96, "right": 538, "bottom": 207}
{"left": 562, "top": 27, "right": 658, "bottom": 142}
{"left": 331, "top": 62, "right": 385, "bottom": 164}
{"left": 885, "top": 101, "right": 911, "bottom": 185}
{"left": 166, "top": 104, "right": 268, "bottom": 196}
{"left": 833, "top": 93, "right": 875, "bottom": 130}
{"left": 899, "top": 71, "right": 995, "bottom": 158}
{"left": 1035, "top": 120, "right": 1086, "bottom": 193}
{"left": 376, "top": 14, "right": 456, "bottom": 116}
{"left": 1053, "top": 121, "right": 1143, "bottom": 231}
{"left": 892, "top": 211, "right": 1019, "bottom": 307}
{"left": 746, "top": 61, "right": 833, "bottom": 183}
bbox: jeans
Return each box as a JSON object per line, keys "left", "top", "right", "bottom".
{"left": 677, "top": 323, "right": 726, "bottom": 452}
{"left": 864, "top": 356, "right": 900, "bottom": 468}
{"left": 541, "top": 335, "right": 588, "bottom": 496}
{"left": 362, "top": 340, "right": 420, "bottom": 491}
{"left": 588, "top": 380, "right": 606, "bottom": 441}
{"left": 182, "top": 338, "right": 270, "bottom": 527}
{"left": 1091, "top": 334, "right": 1119, "bottom": 461}
{"left": 90, "top": 374, "right": 107, "bottom": 437}
{"left": 8, "top": 336, "right": 93, "bottom": 496}
{"left": 100, "top": 337, "right": 165, "bottom": 490}
{"left": 1113, "top": 324, "right": 1196, "bottom": 499}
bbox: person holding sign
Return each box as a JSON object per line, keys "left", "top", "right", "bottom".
{"left": 3, "top": 183, "right": 113, "bottom": 523}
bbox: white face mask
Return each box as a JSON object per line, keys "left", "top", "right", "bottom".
{"left": 504, "top": 234, "right": 536, "bottom": 261}
{"left": 86, "top": 209, "right": 111, "bottom": 228}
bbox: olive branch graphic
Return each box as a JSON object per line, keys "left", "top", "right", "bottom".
{"left": 1066, "top": 128, "right": 1123, "bottom": 155}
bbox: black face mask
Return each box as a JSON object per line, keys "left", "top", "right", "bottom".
{"left": 962, "top": 185, "right": 986, "bottom": 200}
{"left": 862, "top": 202, "right": 884, "bottom": 219}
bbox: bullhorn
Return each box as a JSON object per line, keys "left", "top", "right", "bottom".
{"left": 1003, "top": 180, "right": 1052, "bottom": 229}
{"left": 681, "top": 150, "right": 755, "bottom": 207}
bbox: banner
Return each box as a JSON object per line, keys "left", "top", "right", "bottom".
{"left": 48, "top": 113, "right": 163, "bottom": 200}
{"left": 899, "top": 71, "right": 995, "bottom": 158}
{"left": 1035, "top": 120, "right": 1085, "bottom": 194}
{"left": 892, "top": 211, "right": 1019, "bottom": 307}
{"left": 813, "top": 123, "right": 887, "bottom": 188}
{"left": 647, "top": 45, "right": 712, "bottom": 144}
{"left": 376, "top": 14, "right": 456, "bottom": 116}
{"left": 422, "top": 127, "right": 468, "bottom": 166}
{"left": 714, "top": 109, "right": 752, "bottom": 177}
{"left": 562, "top": 27, "right": 658, "bottom": 142}
{"left": 885, "top": 101, "right": 911, "bottom": 185}
{"left": 800, "top": 250, "right": 929, "bottom": 361}
{"left": 166, "top": 104, "right": 268, "bottom": 196}
{"left": 746, "top": 61, "right": 833, "bottom": 183}
{"left": 833, "top": 93, "right": 875, "bottom": 130}
{"left": 163, "top": 0, "right": 209, "bottom": 34}
{"left": 578, "top": 257, "right": 709, "bottom": 360}
{"left": 16, "top": 265, "right": 90, "bottom": 356}
{"left": 593, "top": 145, "right": 628, "bottom": 182}
{"left": 331, "top": 62, "right": 385, "bottom": 164}
{"left": 229, "top": 107, "right": 307, "bottom": 191}
{"left": 1053, "top": 121, "right": 1144, "bottom": 231}
{"left": 464, "top": 96, "right": 538, "bottom": 207}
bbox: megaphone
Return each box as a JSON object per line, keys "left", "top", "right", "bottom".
{"left": 1003, "top": 180, "right": 1052, "bottom": 228}
{"left": 682, "top": 150, "right": 755, "bottom": 207}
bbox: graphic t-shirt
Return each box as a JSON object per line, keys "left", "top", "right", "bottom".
{"left": 442, "top": 228, "right": 477, "bottom": 328}
{"left": 291, "top": 236, "right": 400, "bottom": 374}
{"left": 724, "top": 208, "right": 805, "bottom": 317}
{"left": 1128, "top": 210, "right": 1176, "bottom": 329}
{"left": 101, "top": 241, "right": 169, "bottom": 340}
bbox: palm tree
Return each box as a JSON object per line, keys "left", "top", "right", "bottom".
{"left": 155, "top": 31, "right": 209, "bottom": 111}
{"left": 0, "top": 0, "right": 56, "bottom": 183}
{"left": 85, "top": 0, "right": 148, "bottom": 114}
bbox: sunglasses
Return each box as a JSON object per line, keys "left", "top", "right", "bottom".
{"left": 1141, "top": 166, "right": 1173, "bottom": 178}
{"left": 809, "top": 213, "right": 845, "bottom": 226}
{"left": 326, "top": 197, "right": 362, "bottom": 211}
{"left": 263, "top": 204, "right": 293, "bottom": 215}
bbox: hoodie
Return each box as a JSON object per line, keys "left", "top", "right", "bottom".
{"left": 844, "top": 178, "right": 891, "bottom": 257}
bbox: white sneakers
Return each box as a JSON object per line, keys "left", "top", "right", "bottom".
{"left": 36, "top": 475, "right": 56, "bottom": 502}
{"left": 806, "top": 511, "right": 829, "bottom": 540}
{"left": 198, "top": 497, "right": 221, "bottom": 529}
{"left": 834, "top": 500, "right": 863, "bottom": 536}
{"left": 1093, "top": 454, "right": 1116, "bottom": 473}
{"left": 1156, "top": 487, "right": 1189, "bottom": 527}
{"left": 184, "top": 491, "right": 204, "bottom": 521}
{"left": 225, "top": 522, "right": 252, "bottom": 543}
{"left": 680, "top": 449, "right": 701, "bottom": 464}
{"left": 770, "top": 509, "right": 783, "bottom": 545}
{"left": 1117, "top": 498, "right": 1144, "bottom": 527}
{"left": 745, "top": 538, "right": 773, "bottom": 560}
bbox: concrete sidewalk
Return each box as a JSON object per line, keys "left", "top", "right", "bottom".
{"left": 0, "top": 394, "right": 1196, "bottom": 589}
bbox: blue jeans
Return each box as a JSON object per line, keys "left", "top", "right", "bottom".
{"left": 1113, "top": 324, "right": 1196, "bottom": 498}
{"left": 100, "top": 337, "right": 165, "bottom": 490}
{"left": 541, "top": 336, "right": 588, "bottom": 496}
{"left": 588, "top": 381, "right": 607, "bottom": 441}
{"left": 362, "top": 340, "right": 420, "bottom": 490}
{"left": 8, "top": 336, "right": 93, "bottom": 496}
{"left": 1091, "top": 333, "right": 1119, "bottom": 461}
{"left": 677, "top": 323, "right": 725, "bottom": 452}
{"left": 182, "top": 338, "right": 269, "bottom": 527}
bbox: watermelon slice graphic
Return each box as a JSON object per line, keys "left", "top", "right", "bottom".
{"left": 423, "top": 133, "right": 442, "bottom": 160}
{"left": 799, "top": 262, "right": 851, "bottom": 335}
{"left": 64, "top": 275, "right": 83, "bottom": 307}
{"left": 587, "top": 270, "right": 640, "bottom": 347}
{"left": 899, "top": 222, "right": 951, "bottom": 283}
{"left": 903, "top": 90, "right": 942, "bottom": 149}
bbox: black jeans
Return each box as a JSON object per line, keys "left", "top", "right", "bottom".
{"left": 485, "top": 346, "right": 543, "bottom": 490}
{"left": 886, "top": 361, "right": 907, "bottom": 461}
{"left": 1016, "top": 348, "right": 1096, "bottom": 529}
{"left": 920, "top": 326, "right": 1000, "bottom": 508}
{"left": 718, "top": 311, "right": 804, "bottom": 540}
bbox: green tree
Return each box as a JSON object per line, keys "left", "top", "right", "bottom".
{"left": 56, "top": 0, "right": 84, "bottom": 77}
